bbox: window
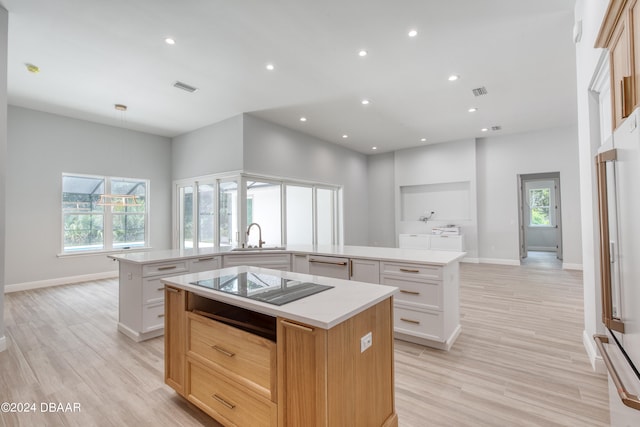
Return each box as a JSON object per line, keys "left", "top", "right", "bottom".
{"left": 246, "top": 180, "right": 281, "bottom": 247}
{"left": 62, "top": 174, "right": 148, "bottom": 253}
{"left": 529, "top": 188, "right": 551, "bottom": 226}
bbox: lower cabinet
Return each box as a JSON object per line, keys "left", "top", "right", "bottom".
{"left": 349, "top": 258, "right": 380, "bottom": 283}
{"left": 223, "top": 253, "right": 291, "bottom": 271}
{"left": 166, "top": 290, "right": 397, "bottom": 427}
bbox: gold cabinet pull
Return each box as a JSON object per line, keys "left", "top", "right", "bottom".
{"left": 165, "top": 287, "right": 180, "bottom": 293}
{"left": 400, "top": 290, "right": 420, "bottom": 295}
{"left": 197, "top": 257, "right": 215, "bottom": 262}
{"left": 281, "top": 319, "right": 314, "bottom": 332}
{"left": 212, "top": 394, "right": 236, "bottom": 410}
{"left": 400, "top": 318, "right": 420, "bottom": 325}
{"left": 158, "top": 265, "right": 177, "bottom": 271}
{"left": 156, "top": 287, "right": 165, "bottom": 291}
{"left": 157, "top": 313, "right": 165, "bottom": 318}
{"left": 212, "top": 345, "right": 235, "bottom": 357}
{"left": 399, "top": 268, "right": 420, "bottom": 273}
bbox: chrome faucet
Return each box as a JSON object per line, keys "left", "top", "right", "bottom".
{"left": 246, "top": 223, "right": 265, "bottom": 248}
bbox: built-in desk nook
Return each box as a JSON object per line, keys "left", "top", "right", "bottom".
{"left": 162, "top": 266, "right": 399, "bottom": 427}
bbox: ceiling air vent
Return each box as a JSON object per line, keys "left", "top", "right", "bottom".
{"left": 491, "top": 125, "right": 502, "bottom": 131}
{"left": 173, "top": 81, "right": 198, "bottom": 93}
{"left": 472, "top": 86, "right": 488, "bottom": 97}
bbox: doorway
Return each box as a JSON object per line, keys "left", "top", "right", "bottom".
{"left": 517, "top": 172, "right": 563, "bottom": 263}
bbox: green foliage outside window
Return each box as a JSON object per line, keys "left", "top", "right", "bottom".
{"left": 529, "top": 188, "right": 551, "bottom": 226}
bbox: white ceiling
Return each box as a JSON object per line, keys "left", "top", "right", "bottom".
{"left": 1, "top": 0, "right": 577, "bottom": 154}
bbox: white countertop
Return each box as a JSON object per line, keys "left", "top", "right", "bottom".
{"left": 162, "top": 266, "right": 398, "bottom": 329}
{"left": 109, "top": 244, "right": 465, "bottom": 266}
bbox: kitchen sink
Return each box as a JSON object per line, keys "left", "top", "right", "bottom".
{"left": 230, "top": 246, "right": 286, "bottom": 252}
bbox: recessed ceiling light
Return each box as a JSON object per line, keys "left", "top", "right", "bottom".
{"left": 421, "top": 138, "right": 427, "bottom": 142}
{"left": 408, "top": 29, "right": 418, "bottom": 37}
{"left": 481, "top": 128, "right": 489, "bottom": 132}
{"left": 358, "top": 50, "right": 368, "bottom": 57}
{"left": 361, "top": 99, "right": 370, "bottom": 105}
{"left": 342, "top": 134, "right": 349, "bottom": 139}
{"left": 25, "top": 63, "right": 40, "bottom": 73}
{"left": 448, "top": 74, "right": 459, "bottom": 82}
{"left": 372, "top": 146, "right": 378, "bottom": 150}
{"left": 300, "top": 117, "right": 307, "bottom": 122}
{"left": 165, "top": 37, "right": 176, "bottom": 45}
{"left": 266, "top": 63, "right": 275, "bottom": 71}
{"left": 468, "top": 107, "right": 478, "bottom": 113}
{"left": 114, "top": 104, "right": 127, "bottom": 111}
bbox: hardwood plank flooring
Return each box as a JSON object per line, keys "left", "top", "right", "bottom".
{"left": 0, "top": 262, "right": 609, "bottom": 426}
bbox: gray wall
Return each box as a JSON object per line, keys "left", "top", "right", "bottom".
{"left": 171, "top": 114, "right": 243, "bottom": 180}
{"left": 367, "top": 152, "right": 396, "bottom": 247}
{"left": 0, "top": 6, "right": 7, "bottom": 351}
{"left": 6, "top": 106, "right": 172, "bottom": 285}
{"left": 242, "top": 114, "right": 370, "bottom": 245}
{"left": 476, "top": 125, "right": 582, "bottom": 266}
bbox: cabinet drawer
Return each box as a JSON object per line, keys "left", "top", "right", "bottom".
{"left": 188, "top": 256, "right": 220, "bottom": 273}
{"left": 142, "top": 261, "right": 188, "bottom": 277}
{"left": 429, "top": 235, "right": 464, "bottom": 251}
{"left": 188, "top": 360, "right": 275, "bottom": 427}
{"left": 187, "top": 312, "right": 276, "bottom": 398}
{"left": 142, "top": 277, "right": 165, "bottom": 305}
{"left": 223, "top": 254, "right": 291, "bottom": 270}
{"left": 394, "top": 306, "right": 443, "bottom": 341}
{"left": 142, "top": 302, "right": 165, "bottom": 332}
{"left": 382, "top": 276, "right": 441, "bottom": 310}
{"left": 381, "top": 261, "right": 442, "bottom": 280}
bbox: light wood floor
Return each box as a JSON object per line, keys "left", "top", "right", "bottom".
{"left": 0, "top": 262, "right": 609, "bottom": 426}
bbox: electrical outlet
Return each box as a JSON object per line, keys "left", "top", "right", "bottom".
{"left": 360, "top": 332, "right": 372, "bottom": 353}
{"left": 127, "top": 272, "right": 133, "bottom": 280}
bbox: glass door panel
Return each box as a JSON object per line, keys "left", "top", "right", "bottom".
{"left": 316, "top": 188, "right": 334, "bottom": 245}
{"left": 219, "top": 180, "right": 238, "bottom": 249}
{"left": 198, "top": 183, "right": 215, "bottom": 248}
{"left": 246, "top": 180, "right": 282, "bottom": 246}
{"left": 286, "top": 185, "right": 313, "bottom": 245}
{"left": 179, "top": 186, "right": 194, "bottom": 249}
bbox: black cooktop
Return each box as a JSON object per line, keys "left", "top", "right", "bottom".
{"left": 190, "top": 272, "right": 333, "bottom": 306}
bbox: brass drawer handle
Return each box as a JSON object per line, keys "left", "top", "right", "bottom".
{"left": 400, "top": 318, "right": 420, "bottom": 325}
{"left": 400, "top": 290, "right": 420, "bottom": 295}
{"left": 157, "top": 313, "right": 165, "bottom": 318}
{"left": 281, "top": 319, "right": 314, "bottom": 333}
{"left": 156, "top": 287, "right": 165, "bottom": 291}
{"left": 197, "top": 257, "right": 215, "bottom": 262}
{"left": 165, "top": 287, "right": 180, "bottom": 293}
{"left": 158, "top": 265, "right": 177, "bottom": 271}
{"left": 399, "top": 268, "right": 420, "bottom": 273}
{"left": 594, "top": 334, "right": 640, "bottom": 410}
{"left": 212, "top": 394, "right": 236, "bottom": 410}
{"left": 212, "top": 345, "right": 235, "bottom": 357}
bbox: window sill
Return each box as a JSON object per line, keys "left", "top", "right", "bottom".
{"left": 57, "top": 247, "right": 152, "bottom": 258}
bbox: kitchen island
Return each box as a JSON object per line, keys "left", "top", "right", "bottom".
{"left": 110, "top": 245, "right": 465, "bottom": 349}
{"left": 162, "top": 266, "right": 399, "bottom": 427}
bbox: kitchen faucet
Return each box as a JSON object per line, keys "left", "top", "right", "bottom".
{"left": 246, "top": 223, "right": 265, "bottom": 248}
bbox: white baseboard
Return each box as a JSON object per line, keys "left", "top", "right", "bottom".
{"left": 460, "top": 257, "right": 479, "bottom": 264}
{"left": 563, "top": 263, "right": 583, "bottom": 271}
{"left": 4, "top": 271, "right": 118, "bottom": 293}
{"left": 0, "top": 335, "right": 6, "bottom": 352}
{"left": 583, "top": 329, "right": 606, "bottom": 374}
{"left": 478, "top": 258, "right": 521, "bottom": 266}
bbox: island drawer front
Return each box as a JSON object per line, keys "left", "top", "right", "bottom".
{"left": 142, "top": 261, "right": 188, "bottom": 277}
{"left": 222, "top": 254, "right": 291, "bottom": 270}
{"left": 188, "top": 360, "right": 275, "bottom": 427}
{"left": 381, "top": 276, "right": 442, "bottom": 310}
{"left": 187, "top": 313, "right": 275, "bottom": 398}
{"left": 142, "top": 278, "right": 166, "bottom": 305}
{"left": 394, "top": 306, "right": 443, "bottom": 341}
{"left": 142, "top": 302, "right": 165, "bottom": 332}
{"left": 188, "top": 256, "right": 220, "bottom": 273}
{"left": 381, "top": 262, "right": 442, "bottom": 280}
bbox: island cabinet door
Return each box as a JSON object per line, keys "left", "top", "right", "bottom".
{"left": 164, "top": 286, "right": 186, "bottom": 396}
{"left": 277, "top": 318, "right": 328, "bottom": 427}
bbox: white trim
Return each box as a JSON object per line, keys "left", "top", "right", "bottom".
{"left": 527, "top": 246, "right": 556, "bottom": 252}
{"left": 460, "top": 257, "right": 479, "bottom": 264}
{"left": 4, "top": 271, "right": 117, "bottom": 293}
{"left": 583, "top": 329, "right": 606, "bottom": 374}
{"left": 0, "top": 336, "right": 6, "bottom": 352}
{"left": 563, "top": 263, "right": 584, "bottom": 271}
{"left": 479, "top": 258, "right": 521, "bottom": 266}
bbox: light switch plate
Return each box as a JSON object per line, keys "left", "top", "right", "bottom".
{"left": 361, "top": 332, "right": 372, "bottom": 353}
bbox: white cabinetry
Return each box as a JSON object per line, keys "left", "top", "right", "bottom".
{"left": 380, "top": 260, "right": 460, "bottom": 350}
{"left": 349, "top": 258, "right": 380, "bottom": 283}
{"left": 308, "top": 255, "right": 349, "bottom": 280}
{"left": 399, "top": 233, "right": 464, "bottom": 252}
{"left": 222, "top": 253, "right": 291, "bottom": 271}
{"left": 117, "top": 255, "right": 221, "bottom": 342}
{"left": 291, "top": 253, "right": 309, "bottom": 274}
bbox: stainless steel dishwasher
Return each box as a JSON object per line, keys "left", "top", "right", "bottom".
{"left": 307, "top": 255, "right": 350, "bottom": 280}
